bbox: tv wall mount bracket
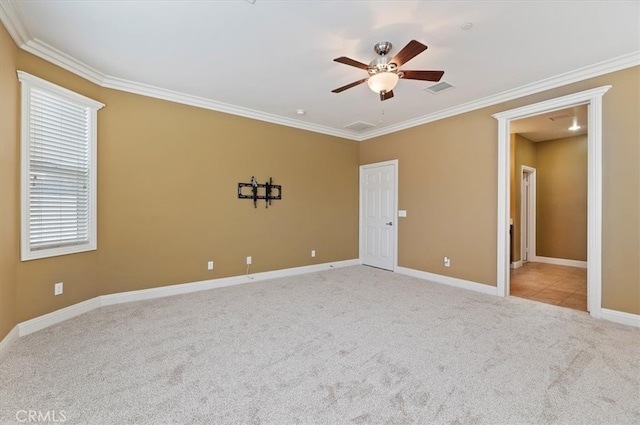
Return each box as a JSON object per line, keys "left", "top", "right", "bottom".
{"left": 237, "top": 176, "right": 282, "bottom": 208}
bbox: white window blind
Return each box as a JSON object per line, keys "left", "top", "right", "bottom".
{"left": 19, "top": 71, "right": 104, "bottom": 261}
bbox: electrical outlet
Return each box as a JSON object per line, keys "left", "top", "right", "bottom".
{"left": 444, "top": 257, "right": 451, "bottom": 267}
{"left": 54, "top": 282, "right": 63, "bottom": 295}
{"left": 311, "top": 250, "right": 316, "bottom": 257}
{"left": 207, "top": 261, "right": 214, "bottom": 270}
{"left": 246, "top": 256, "right": 252, "bottom": 265}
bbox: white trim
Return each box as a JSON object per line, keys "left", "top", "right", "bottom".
{"left": 493, "top": 85, "right": 610, "bottom": 320}
{"left": 17, "top": 71, "right": 105, "bottom": 109}
{"left": 496, "top": 110, "right": 511, "bottom": 298}
{"left": 21, "top": 38, "right": 106, "bottom": 86}
{"left": 532, "top": 256, "right": 587, "bottom": 269}
{"left": 16, "top": 39, "right": 358, "bottom": 140}
{"left": 18, "top": 297, "right": 101, "bottom": 337}
{"left": 492, "top": 86, "right": 610, "bottom": 121}
{"left": 4, "top": 260, "right": 636, "bottom": 354}
{"left": 360, "top": 52, "right": 639, "bottom": 141}
{"left": 100, "top": 75, "right": 358, "bottom": 140}
{"left": 600, "top": 309, "right": 640, "bottom": 328}
{"left": 510, "top": 260, "right": 523, "bottom": 269}
{"left": 17, "top": 71, "right": 104, "bottom": 261}
{"left": 0, "top": 0, "right": 30, "bottom": 46}
{"left": 0, "top": 325, "right": 19, "bottom": 359}
{"left": 101, "top": 275, "right": 247, "bottom": 306}
{"left": 359, "top": 160, "right": 398, "bottom": 272}
{"left": 15, "top": 259, "right": 359, "bottom": 336}
{"left": 586, "top": 94, "right": 604, "bottom": 317}
{"left": 520, "top": 166, "right": 536, "bottom": 263}
{"left": 396, "top": 266, "right": 498, "bottom": 296}
{"left": 0, "top": 1, "right": 636, "bottom": 142}
{"left": 102, "top": 259, "right": 359, "bottom": 306}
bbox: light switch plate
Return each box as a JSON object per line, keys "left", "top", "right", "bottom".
{"left": 398, "top": 210, "right": 407, "bottom": 217}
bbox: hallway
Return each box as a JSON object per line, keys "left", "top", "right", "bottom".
{"left": 510, "top": 262, "right": 587, "bottom": 311}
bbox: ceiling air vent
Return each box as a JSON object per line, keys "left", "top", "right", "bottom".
{"left": 344, "top": 121, "right": 377, "bottom": 132}
{"left": 548, "top": 113, "right": 574, "bottom": 121}
{"left": 424, "top": 81, "right": 454, "bottom": 94}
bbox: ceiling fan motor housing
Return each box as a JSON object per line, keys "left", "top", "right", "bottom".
{"left": 368, "top": 42, "right": 399, "bottom": 75}
{"left": 368, "top": 56, "right": 398, "bottom": 75}
{"left": 374, "top": 41, "right": 393, "bottom": 56}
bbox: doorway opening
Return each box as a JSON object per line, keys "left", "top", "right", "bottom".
{"left": 509, "top": 105, "right": 589, "bottom": 311}
{"left": 494, "top": 86, "right": 610, "bottom": 319}
{"left": 509, "top": 109, "right": 589, "bottom": 311}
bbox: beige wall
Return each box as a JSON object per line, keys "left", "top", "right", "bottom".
{"left": 96, "top": 89, "right": 359, "bottom": 296}
{"left": 359, "top": 110, "right": 498, "bottom": 285}
{"left": 360, "top": 66, "right": 639, "bottom": 315}
{"left": 0, "top": 24, "right": 19, "bottom": 339}
{"left": 1, "top": 20, "right": 638, "bottom": 341}
{"left": 512, "top": 134, "right": 537, "bottom": 262}
{"left": 4, "top": 32, "right": 359, "bottom": 326}
{"left": 536, "top": 135, "right": 587, "bottom": 260}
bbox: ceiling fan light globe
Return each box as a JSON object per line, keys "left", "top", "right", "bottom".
{"left": 368, "top": 72, "right": 399, "bottom": 94}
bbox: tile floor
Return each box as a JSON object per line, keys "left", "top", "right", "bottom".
{"left": 510, "top": 262, "right": 587, "bottom": 311}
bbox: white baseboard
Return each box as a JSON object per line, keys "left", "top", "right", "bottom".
{"left": 511, "top": 260, "right": 523, "bottom": 269}
{"left": 601, "top": 308, "right": 640, "bottom": 328}
{"left": 396, "top": 266, "right": 498, "bottom": 296}
{"left": 12, "top": 259, "right": 360, "bottom": 338}
{"left": 18, "top": 297, "right": 101, "bottom": 337}
{"left": 100, "top": 275, "right": 247, "bottom": 306}
{"left": 0, "top": 325, "right": 19, "bottom": 359}
{"left": 101, "top": 259, "right": 359, "bottom": 306}
{"left": 6, "top": 259, "right": 635, "bottom": 353}
{"left": 533, "top": 256, "right": 587, "bottom": 268}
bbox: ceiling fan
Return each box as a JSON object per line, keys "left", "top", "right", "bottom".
{"left": 331, "top": 40, "right": 444, "bottom": 101}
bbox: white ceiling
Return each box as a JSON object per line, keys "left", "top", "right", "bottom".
{"left": 1, "top": 0, "right": 639, "bottom": 140}
{"left": 511, "top": 105, "right": 588, "bottom": 142}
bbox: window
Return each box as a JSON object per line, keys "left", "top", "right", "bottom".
{"left": 18, "top": 71, "right": 104, "bottom": 261}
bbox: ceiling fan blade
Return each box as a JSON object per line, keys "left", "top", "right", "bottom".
{"left": 380, "top": 90, "right": 394, "bottom": 101}
{"left": 333, "top": 56, "right": 369, "bottom": 70}
{"left": 390, "top": 40, "right": 428, "bottom": 68}
{"left": 401, "top": 70, "right": 444, "bottom": 82}
{"left": 331, "top": 78, "right": 368, "bottom": 93}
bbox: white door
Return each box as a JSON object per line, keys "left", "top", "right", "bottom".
{"left": 520, "top": 166, "right": 536, "bottom": 263}
{"left": 523, "top": 172, "right": 530, "bottom": 261}
{"left": 360, "top": 162, "right": 396, "bottom": 271}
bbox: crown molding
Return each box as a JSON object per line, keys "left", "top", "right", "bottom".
{"left": 0, "top": 0, "right": 30, "bottom": 45}
{"left": 101, "top": 74, "right": 359, "bottom": 140}
{"left": 358, "top": 51, "right": 640, "bottom": 141}
{"left": 1, "top": 0, "right": 638, "bottom": 143}
{"left": 22, "top": 38, "right": 107, "bottom": 86}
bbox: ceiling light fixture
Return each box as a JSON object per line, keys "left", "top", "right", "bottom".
{"left": 568, "top": 117, "right": 581, "bottom": 131}
{"left": 367, "top": 72, "right": 399, "bottom": 94}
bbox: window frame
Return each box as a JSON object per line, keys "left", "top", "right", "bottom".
{"left": 18, "top": 71, "right": 105, "bottom": 261}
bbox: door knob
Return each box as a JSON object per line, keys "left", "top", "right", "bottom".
{"left": 385, "top": 222, "right": 393, "bottom": 226}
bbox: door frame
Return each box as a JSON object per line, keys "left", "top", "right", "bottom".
{"left": 520, "top": 166, "right": 536, "bottom": 264}
{"left": 359, "top": 159, "right": 398, "bottom": 271}
{"left": 494, "top": 86, "right": 610, "bottom": 318}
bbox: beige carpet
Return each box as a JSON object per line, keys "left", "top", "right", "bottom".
{"left": 1, "top": 266, "right": 639, "bottom": 424}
